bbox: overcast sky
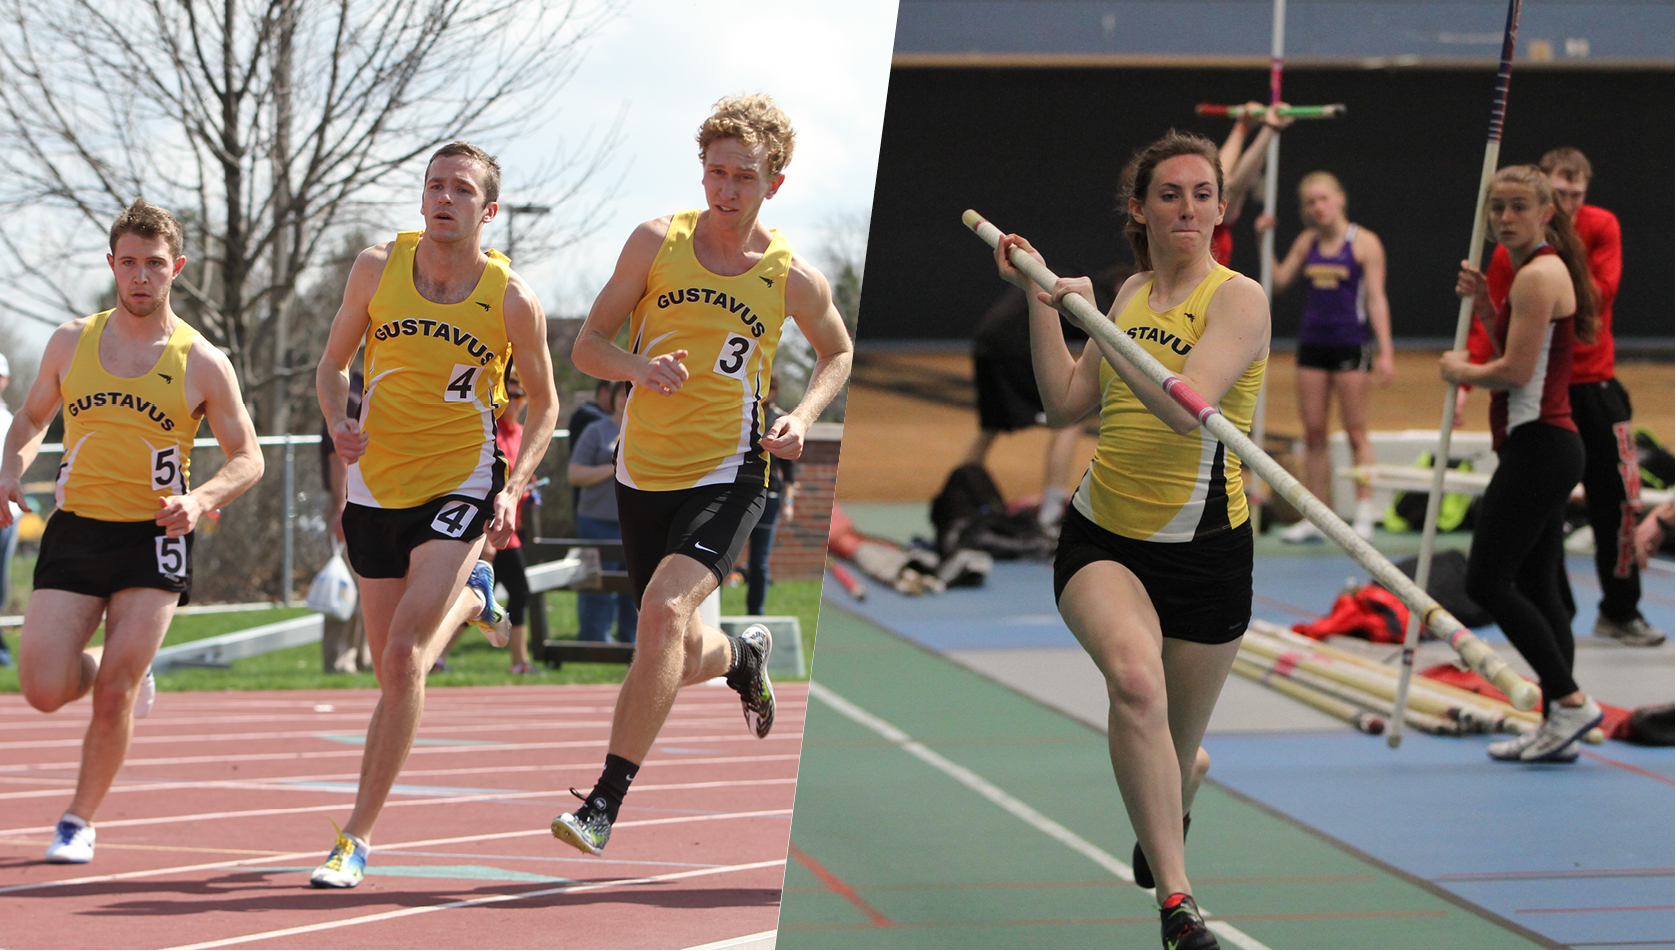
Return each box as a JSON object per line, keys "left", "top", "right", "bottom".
{"left": 3, "top": 0, "right": 898, "bottom": 356}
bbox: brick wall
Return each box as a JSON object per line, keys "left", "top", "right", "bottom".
{"left": 767, "top": 422, "right": 840, "bottom": 582}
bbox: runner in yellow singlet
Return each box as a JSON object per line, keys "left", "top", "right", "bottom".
{"left": 551, "top": 95, "right": 853, "bottom": 857}
{"left": 0, "top": 201, "right": 264, "bottom": 865}
{"left": 995, "top": 131, "right": 1271, "bottom": 951}
{"left": 309, "top": 142, "right": 559, "bottom": 888}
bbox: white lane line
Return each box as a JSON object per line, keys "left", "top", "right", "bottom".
{"left": 0, "top": 779, "right": 795, "bottom": 837}
{"left": 0, "top": 808, "right": 793, "bottom": 896}
{"left": 1, "top": 730, "right": 801, "bottom": 773}
{"left": 0, "top": 752, "right": 805, "bottom": 802}
{"left": 166, "top": 859, "right": 789, "bottom": 950}
{"left": 685, "top": 929, "right": 777, "bottom": 950}
{"left": 808, "top": 682, "right": 1267, "bottom": 951}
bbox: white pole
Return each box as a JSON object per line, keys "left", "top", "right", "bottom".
{"left": 1387, "top": 0, "right": 1526, "bottom": 748}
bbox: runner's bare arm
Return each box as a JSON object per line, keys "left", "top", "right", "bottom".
{"left": 315, "top": 245, "right": 389, "bottom": 465}
{"left": 0, "top": 320, "right": 83, "bottom": 525}
{"left": 573, "top": 219, "right": 690, "bottom": 394}
{"left": 1270, "top": 229, "right": 1312, "bottom": 291}
{"left": 489, "top": 272, "right": 559, "bottom": 546}
{"left": 996, "top": 233, "right": 1102, "bottom": 425}
{"left": 1078, "top": 273, "right": 1270, "bottom": 435}
{"left": 1359, "top": 229, "right": 1395, "bottom": 383}
{"left": 1441, "top": 257, "right": 1570, "bottom": 390}
{"left": 156, "top": 341, "right": 264, "bottom": 537}
{"left": 762, "top": 256, "right": 854, "bottom": 460}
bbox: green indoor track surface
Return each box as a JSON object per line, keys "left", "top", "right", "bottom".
{"left": 778, "top": 605, "right": 1547, "bottom": 950}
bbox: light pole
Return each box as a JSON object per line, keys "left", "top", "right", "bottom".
{"left": 505, "top": 203, "right": 551, "bottom": 264}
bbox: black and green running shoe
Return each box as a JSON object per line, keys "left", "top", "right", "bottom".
{"left": 727, "top": 624, "right": 775, "bottom": 739}
{"left": 1160, "top": 893, "right": 1219, "bottom": 950}
{"left": 551, "top": 791, "right": 612, "bottom": 856}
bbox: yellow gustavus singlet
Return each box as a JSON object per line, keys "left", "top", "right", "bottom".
{"left": 1071, "top": 265, "right": 1267, "bottom": 542}
{"left": 349, "top": 232, "right": 512, "bottom": 509}
{"left": 618, "top": 209, "right": 792, "bottom": 490}
{"left": 56, "top": 310, "right": 201, "bottom": 522}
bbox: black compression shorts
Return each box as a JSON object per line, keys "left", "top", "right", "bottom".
{"left": 34, "top": 509, "right": 192, "bottom": 604}
{"left": 615, "top": 480, "right": 768, "bottom": 607}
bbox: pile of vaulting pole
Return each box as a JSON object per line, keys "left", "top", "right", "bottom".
{"left": 961, "top": 210, "right": 1540, "bottom": 712}
{"left": 1238, "top": 621, "right": 1604, "bottom": 743}
{"left": 1388, "top": 0, "right": 1526, "bottom": 749}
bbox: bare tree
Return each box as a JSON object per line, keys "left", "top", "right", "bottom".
{"left": 0, "top": 0, "right": 622, "bottom": 433}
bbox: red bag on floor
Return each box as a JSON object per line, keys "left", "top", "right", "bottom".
{"left": 1292, "top": 584, "right": 1410, "bottom": 644}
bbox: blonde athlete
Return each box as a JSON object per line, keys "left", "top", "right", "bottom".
{"left": 0, "top": 201, "right": 264, "bottom": 865}
{"left": 552, "top": 95, "right": 852, "bottom": 855}
{"left": 997, "top": 131, "right": 1270, "bottom": 950}
{"left": 311, "top": 142, "right": 558, "bottom": 888}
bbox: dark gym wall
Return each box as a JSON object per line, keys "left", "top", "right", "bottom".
{"left": 860, "top": 65, "right": 1673, "bottom": 343}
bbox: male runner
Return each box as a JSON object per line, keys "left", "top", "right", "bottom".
{"left": 311, "top": 142, "right": 558, "bottom": 887}
{"left": 1472, "top": 147, "right": 1664, "bottom": 646}
{"left": 0, "top": 200, "right": 264, "bottom": 864}
{"left": 552, "top": 94, "right": 853, "bottom": 855}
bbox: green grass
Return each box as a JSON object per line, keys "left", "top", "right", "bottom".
{"left": 0, "top": 579, "right": 825, "bottom": 693}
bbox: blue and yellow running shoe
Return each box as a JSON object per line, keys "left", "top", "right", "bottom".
{"left": 310, "top": 825, "right": 369, "bottom": 888}
{"left": 466, "top": 560, "right": 510, "bottom": 648}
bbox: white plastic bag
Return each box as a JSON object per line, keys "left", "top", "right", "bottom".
{"left": 306, "top": 544, "right": 358, "bottom": 621}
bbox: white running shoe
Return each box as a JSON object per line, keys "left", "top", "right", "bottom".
{"left": 1592, "top": 615, "right": 1667, "bottom": 647}
{"left": 1278, "top": 519, "right": 1324, "bottom": 544}
{"left": 1353, "top": 499, "right": 1379, "bottom": 541}
{"left": 1517, "top": 698, "right": 1603, "bottom": 762}
{"left": 134, "top": 667, "right": 156, "bottom": 719}
{"left": 46, "top": 818, "right": 95, "bottom": 864}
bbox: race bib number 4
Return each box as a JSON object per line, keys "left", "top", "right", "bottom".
{"left": 443, "top": 364, "right": 481, "bottom": 403}
{"left": 713, "top": 334, "right": 757, "bottom": 380}
{"left": 155, "top": 535, "right": 187, "bottom": 579}
{"left": 430, "top": 500, "right": 480, "bottom": 539}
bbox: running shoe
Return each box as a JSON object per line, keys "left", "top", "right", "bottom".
{"left": 727, "top": 624, "right": 775, "bottom": 739}
{"left": 1132, "top": 814, "right": 1190, "bottom": 890}
{"left": 1593, "top": 615, "right": 1667, "bottom": 646}
{"left": 1160, "top": 892, "right": 1219, "bottom": 950}
{"left": 1486, "top": 726, "right": 1579, "bottom": 763}
{"left": 551, "top": 790, "right": 612, "bottom": 856}
{"left": 45, "top": 819, "right": 95, "bottom": 864}
{"left": 134, "top": 667, "right": 156, "bottom": 719}
{"left": 1278, "top": 519, "right": 1324, "bottom": 544}
{"left": 1519, "top": 698, "right": 1603, "bottom": 762}
{"left": 508, "top": 663, "right": 538, "bottom": 675}
{"left": 310, "top": 826, "right": 369, "bottom": 888}
{"left": 465, "top": 560, "right": 510, "bottom": 648}
{"left": 1353, "top": 499, "right": 1379, "bottom": 541}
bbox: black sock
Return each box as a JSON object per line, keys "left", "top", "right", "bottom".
{"left": 724, "top": 634, "right": 750, "bottom": 687}
{"left": 586, "top": 753, "right": 639, "bottom": 823}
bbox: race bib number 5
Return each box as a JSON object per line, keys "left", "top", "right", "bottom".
{"left": 155, "top": 536, "right": 187, "bottom": 579}
{"left": 151, "top": 445, "right": 183, "bottom": 493}
{"left": 430, "top": 501, "right": 480, "bottom": 539}
{"left": 713, "top": 334, "right": 757, "bottom": 380}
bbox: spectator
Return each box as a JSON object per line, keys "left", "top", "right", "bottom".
{"left": 568, "top": 380, "right": 636, "bottom": 642}
{"left": 319, "top": 369, "right": 371, "bottom": 673}
{"left": 746, "top": 378, "right": 799, "bottom": 615}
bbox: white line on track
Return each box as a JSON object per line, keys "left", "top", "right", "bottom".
{"left": 1, "top": 730, "right": 800, "bottom": 773}
{"left": 0, "top": 752, "right": 804, "bottom": 802}
{"left": 165, "top": 858, "right": 790, "bottom": 950}
{"left": 808, "top": 682, "right": 1267, "bottom": 951}
{"left": 0, "top": 779, "right": 796, "bottom": 837}
{"left": 0, "top": 808, "right": 793, "bottom": 896}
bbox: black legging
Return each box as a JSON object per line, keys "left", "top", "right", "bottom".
{"left": 493, "top": 546, "right": 530, "bottom": 626}
{"left": 1465, "top": 422, "right": 1586, "bottom": 704}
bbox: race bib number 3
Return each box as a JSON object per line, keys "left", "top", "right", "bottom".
{"left": 713, "top": 334, "right": 757, "bottom": 380}
{"left": 430, "top": 501, "right": 480, "bottom": 538}
{"left": 155, "top": 536, "right": 187, "bottom": 579}
{"left": 443, "top": 364, "right": 480, "bottom": 403}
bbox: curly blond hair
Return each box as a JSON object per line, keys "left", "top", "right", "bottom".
{"left": 696, "top": 94, "right": 796, "bottom": 177}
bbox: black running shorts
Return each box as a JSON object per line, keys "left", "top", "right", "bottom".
{"left": 1296, "top": 343, "right": 1373, "bottom": 373}
{"left": 34, "top": 509, "right": 192, "bottom": 604}
{"left": 1053, "top": 506, "right": 1252, "bottom": 645}
{"left": 615, "top": 479, "right": 768, "bottom": 607}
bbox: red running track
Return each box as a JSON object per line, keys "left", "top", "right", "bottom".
{"left": 0, "top": 682, "right": 804, "bottom": 949}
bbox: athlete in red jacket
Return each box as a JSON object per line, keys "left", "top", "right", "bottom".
{"left": 1466, "top": 148, "right": 1663, "bottom": 646}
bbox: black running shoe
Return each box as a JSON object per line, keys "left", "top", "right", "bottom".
{"left": 1160, "top": 893, "right": 1219, "bottom": 950}
{"left": 1133, "top": 813, "right": 1191, "bottom": 890}
{"left": 550, "top": 789, "right": 612, "bottom": 856}
{"left": 726, "top": 624, "right": 775, "bottom": 739}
